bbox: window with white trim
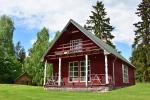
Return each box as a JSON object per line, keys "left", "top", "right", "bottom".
{"left": 70, "top": 39, "right": 82, "bottom": 53}
{"left": 69, "top": 61, "right": 79, "bottom": 82}
{"left": 122, "top": 64, "right": 129, "bottom": 83}
{"left": 80, "top": 60, "right": 90, "bottom": 82}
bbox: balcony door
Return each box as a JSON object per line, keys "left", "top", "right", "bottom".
{"left": 69, "top": 60, "right": 90, "bottom": 83}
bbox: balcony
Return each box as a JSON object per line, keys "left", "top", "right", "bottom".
{"left": 47, "top": 40, "right": 102, "bottom": 59}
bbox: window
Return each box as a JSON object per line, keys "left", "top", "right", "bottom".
{"left": 122, "top": 64, "right": 129, "bottom": 83}
{"left": 70, "top": 39, "right": 82, "bottom": 53}
{"left": 69, "top": 60, "right": 91, "bottom": 82}
{"left": 80, "top": 61, "right": 90, "bottom": 82}
{"left": 69, "top": 62, "right": 79, "bottom": 82}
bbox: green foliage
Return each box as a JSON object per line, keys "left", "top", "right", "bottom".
{"left": 131, "top": 0, "right": 150, "bottom": 82}
{"left": 24, "top": 27, "right": 52, "bottom": 85}
{"left": 14, "top": 41, "right": 26, "bottom": 72}
{"left": 0, "top": 15, "right": 22, "bottom": 83}
{"left": 0, "top": 15, "right": 15, "bottom": 56}
{"left": 15, "top": 41, "right": 26, "bottom": 63}
{"left": 85, "top": 1, "right": 115, "bottom": 48}
{"left": 0, "top": 56, "right": 21, "bottom": 83}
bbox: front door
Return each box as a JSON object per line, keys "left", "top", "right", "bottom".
{"left": 68, "top": 61, "right": 90, "bottom": 83}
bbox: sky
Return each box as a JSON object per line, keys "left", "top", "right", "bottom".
{"left": 0, "top": 0, "right": 141, "bottom": 60}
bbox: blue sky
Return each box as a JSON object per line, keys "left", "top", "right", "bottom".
{"left": 0, "top": 0, "right": 141, "bottom": 60}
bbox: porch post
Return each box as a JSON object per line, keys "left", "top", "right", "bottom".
{"left": 104, "top": 50, "right": 109, "bottom": 84}
{"left": 44, "top": 60, "right": 47, "bottom": 86}
{"left": 58, "top": 57, "right": 61, "bottom": 86}
{"left": 85, "top": 54, "right": 88, "bottom": 87}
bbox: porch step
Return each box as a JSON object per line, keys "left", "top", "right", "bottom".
{"left": 44, "top": 85, "right": 113, "bottom": 92}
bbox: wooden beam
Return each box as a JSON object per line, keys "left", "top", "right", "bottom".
{"left": 71, "top": 30, "right": 79, "bottom": 33}
{"left": 58, "top": 57, "right": 61, "bottom": 86}
{"left": 85, "top": 54, "right": 88, "bottom": 87}
{"left": 43, "top": 60, "right": 47, "bottom": 85}
{"left": 104, "top": 50, "right": 109, "bottom": 84}
{"left": 47, "top": 49, "right": 102, "bottom": 60}
{"left": 58, "top": 40, "right": 91, "bottom": 47}
{"left": 56, "top": 43, "right": 96, "bottom": 50}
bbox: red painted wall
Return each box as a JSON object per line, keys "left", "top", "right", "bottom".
{"left": 47, "top": 23, "right": 135, "bottom": 87}
{"left": 114, "top": 59, "right": 135, "bottom": 87}
{"left": 51, "top": 54, "right": 117, "bottom": 86}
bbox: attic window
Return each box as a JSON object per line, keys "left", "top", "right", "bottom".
{"left": 70, "top": 39, "right": 82, "bottom": 53}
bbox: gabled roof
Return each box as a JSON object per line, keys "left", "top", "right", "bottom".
{"left": 41, "top": 19, "right": 135, "bottom": 68}
{"left": 14, "top": 72, "right": 32, "bottom": 81}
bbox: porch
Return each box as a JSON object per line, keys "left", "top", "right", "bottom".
{"left": 44, "top": 74, "right": 113, "bottom": 88}
{"left": 43, "top": 39, "right": 114, "bottom": 89}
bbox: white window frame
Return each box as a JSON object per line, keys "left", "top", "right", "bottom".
{"left": 122, "top": 64, "right": 129, "bottom": 83}
{"left": 70, "top": 39, "right": 82, "bottom": 53}
{"left": 69, "top": 61, "right": 79, "bottom": 83}
{"left": 80, "top": 60, "right": 91, "bottom": 82}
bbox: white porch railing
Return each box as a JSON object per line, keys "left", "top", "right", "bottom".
{"left": 89, "top": 74, "right": 112, "bottom": 86}
{"left": 44, "top": 74, "right": 112, "bottom": 87}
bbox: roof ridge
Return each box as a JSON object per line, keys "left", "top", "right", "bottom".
{"left": 70, "top": 19, "right": 135, "bottom": 67}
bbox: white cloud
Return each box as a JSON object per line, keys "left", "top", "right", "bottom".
{"left": 104, "top": 2, "right": 141, "bottom": 45}
{"left": 0, "top": 0, "right": 93, "bottom": 30}
{"left": 0, "top": 0, "right": 141, "bottom": 45}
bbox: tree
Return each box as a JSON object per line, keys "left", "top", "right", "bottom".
{"left": 15, "top": 41, "right": 26, "bottom": 63}
{"left": 0, "top": 56, "right": 21, "bottom": 83}
{"left": 24, "top": 27, "right": 52, "bottom": 85}
{"left": 131, "top": 0, "right": 150, "bottom": 82}
{"left": 15, "top": 41, "right": 26, "bottom": 72}
{"left": 0, "top": 15, "right": 15, "bottom": 56}
{"left": 0, "top": 15, "right": 21, "bottom": 83}
{"left": 85, "top": 1, "right": 115, "bottom": 48}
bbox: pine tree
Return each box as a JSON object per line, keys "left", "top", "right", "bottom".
{"left": 131, "top": 0, "right": 150, "bottom": 82}
{"left": 15, "top": 41, "right": 26, "bottom": 72}
{"left": 15, "top": 41, "right": 26, "bottom": 63}
{"left": 85, "top": 1, "right": 115, "bottom": 48}
{"left": 24, "top": 27, "right": 52, "bottom": 85}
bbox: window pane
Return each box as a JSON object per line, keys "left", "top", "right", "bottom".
{"left": 69, "top": 62, "right": 73, "bottom": 66}
{"left": 74, "top": 67, "right": 78, "bottom": 71}
{"left": 88, "top": 61, "right": 90, "bottom": 65}
{"left": 88, "top": 71, "right": 90, "bottom": 74}
{"left": 80, "top": 62, "right": 85, "bottom": 66}
{"left": 74, "top": 72, "right": 78, "bottom": 76}
{"left": 74, "top": 62, "right": 78, "bottom": 66}
{"left": 80, "top": 77, "right": 86, "bottom": 81}
{"left": 70, "top": 66, "right": 73, "bottom": 71}
{"left": 81, "top": 72, "right": 85, "bottom": 76}
{"left": 88, "top": 66, "right": 90, "bottom": 70}
{"left": 81, "top": 67, "right": 85, "bottom": 71}
{"left": 69, "top": 71, "right": 73, "bottom": 76}
{"left": 73, "top": 77, "right": 78, "bottom": 81}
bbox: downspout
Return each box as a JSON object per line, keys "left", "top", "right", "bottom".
{"left": 112, "top": 57, "right": 117, "bottom": 86}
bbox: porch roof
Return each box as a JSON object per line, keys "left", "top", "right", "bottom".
{"left": 41, "top": 19, "right": 135, "bottom": 68}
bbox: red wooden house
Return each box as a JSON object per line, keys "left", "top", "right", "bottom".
{"left": 42, "top": 19, "right": 135, "bottom": 90}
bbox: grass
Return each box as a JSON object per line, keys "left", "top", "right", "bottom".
{"left": 0, "top": 83, "right": 150, "bottom": 100}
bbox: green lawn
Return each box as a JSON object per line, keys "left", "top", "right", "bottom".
{"left": 0, "top": 83, "right": 150, "bottom": 100}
